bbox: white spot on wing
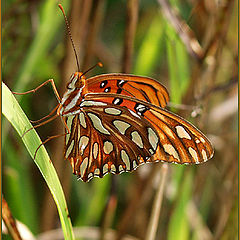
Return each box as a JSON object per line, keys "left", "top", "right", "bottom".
{"left": 195, "top": 139, "right": 200, "bottom": 144}
{"left": 87, "top": 113, "right": 110, "bottom": 135}
{"left": 79, "top": 112, "right": 86, "bottom": 128}
{"left": 131, "top": 131, "right": 143, "bottom": 148}
{"left": 176, "top": 126, "right": 191, "bottom": 140}
{"left": 121, "top": 150, "right": 131, "bottom": 170}
{"left": 189, "top": 147, "right": 199, "bottom": 163}
{"left": 79, "top": 136, "right": 89, "bottom": 155}
{"left": 93, "top": 142, "right": 99, "bottom": 159}
{"left": 80, "top": 101, "right": 107, "bottom": 107}
{"left": 133, "top": 160, "right": 138, "bottom": 169}
{"left": 103, "top": 141, "right": 114, "bottom": 154}
{"left": 148, "top": 128, "right": 159, "bottom": 150}
{"left": 202, "top": 149, "right": 208, "bottom": 161}
{"left": 200, "top": 137, "right": 206, "bottom": 143}
{"left": 80, "top": 157, "right": 88, "bottom": 177}
{"left": 94, "top": 168, "right": 100, "bottom": 175}
{"left": 104, "top": 108, "right": 122, "bottom": 115}
{"left": 111, "top": 164, "right": 116, "bottom": 173}
{"left": 103, "top": 163, "right": 109, "bottom": 175}
{"left": 113, "top": 120, "right": 131, "bottom": 135}
{"left": 163, "top": 144, "right": 180, "bottom": 161}
{"left": 119, "top": 165, "right": 124, "bottom": 173}
{"left": 65, "top": 140, "right": 74, "bottom": 158}
{"left": 88, "top": 173, "right": 93, "bottom": 180}
{"left": 128, "top": 109, "right": 141, "bottom": 119}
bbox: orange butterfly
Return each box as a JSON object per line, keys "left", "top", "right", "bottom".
{"left": 54, "top": 71, "right": 213, "bottom": 182}
{"left": 16, "top": 5, "right": 214, "bottom": 182}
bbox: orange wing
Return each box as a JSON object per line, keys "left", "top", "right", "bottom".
{"left": 84, "top": 73, "right": 169, "bottom": 108}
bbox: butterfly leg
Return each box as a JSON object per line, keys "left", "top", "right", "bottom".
{"left": 13, "top": 78, "right": 61, "bottom": 103}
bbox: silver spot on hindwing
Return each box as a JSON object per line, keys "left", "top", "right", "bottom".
{"left": 195, "top": 139, "right": 200, "bottom": 144}
{"left": 121, "top": 150, "right": 131, "bottom": 170}
{"left": 103, "top": 141, "right": 114, "bottom": 154}
{"left": 88, "top": 173, "right": 93, "bottom": 181}
{"left": 93, "top": 142, "right": 99, "bottom": 159}
{"left": 94, "top": 168, "right": 100, "bottom": 175}
{"left": 104, "top": 108, "right": 122, "bottom": 115}
{"left": 65, "top": 140, "right": 74, "bottom": 158}
{"left": 133, "top": 160, "right": 138, "bottom": 169}
{"left": 87, "top": 113, "right": 110, "bottom": 135}
{"left": 113, "top": 120, "right": 131, "bottom": 135}
{"left": 118, "top": 165, "right": 124, "bottom": 173}
{"left": 163, "top": 144, "right": 180, "bottom": 161}
{"left": 111, "top": 164, "right": 116, "bottom": 173}
{"left": 200, "top": 137, "right": 206, "bottom": 143}
{"left": 103, "top": 163, "right": 109, "bottom": 175}
{"left": 80, "top": 101, "right": 107, "bottom": 107}
{"left": 131, "top": 131, "right": 143, "bottom": 148}
{"left": 148, "top": 128, "right": 159, "bottom": 150}
{"left": 79, "top": 112, "right": 87, "bottom": 128}
{"left": 79, "top": 136, "right": 89, "bottom": 155}
{"left": 80, "top": 157, "right": 88, "bottom": 177}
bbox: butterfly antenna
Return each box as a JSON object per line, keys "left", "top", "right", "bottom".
{"left": 58, "top": 4, "right": 80, "bottom": 72}
{"left": 80, "top": 62, "right": 103, "bottom": 78}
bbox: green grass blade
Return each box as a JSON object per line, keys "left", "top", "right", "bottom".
{"left": 134, "top": 14, "right": 165, "bottom": 76}
{"left": 167, "top": 170, "right": 193, "bottom": 240}
{"left": 2, "top": 82, "right": 75, "bottom": 240}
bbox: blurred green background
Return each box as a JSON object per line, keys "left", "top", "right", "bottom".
{"left": 2, "top": 0, "right": 238, "bottom": 239}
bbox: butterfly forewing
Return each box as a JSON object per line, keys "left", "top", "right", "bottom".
{"left": 85, "top": 74, "right": 170, "bottom": 108}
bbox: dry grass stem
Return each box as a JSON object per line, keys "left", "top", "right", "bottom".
{"left": 145, "top": 164, "right": 168, "bottom": 240}
{"left": 122, "top": 0, "right": 139, "bottom": 73}
{"left": 2, "top": 196, "right": 23, "bottom": 240}
{"left": 82, "top": 0, "right": 105, "bottom": 70}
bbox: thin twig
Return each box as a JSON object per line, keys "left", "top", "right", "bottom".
{"left": 82, "top": 0, "right": 105, "bottom": 71}
{"left": 115, "top": 165, "right": 161, "bottom": 240}
{"left": 122, "top": 0, "right": 139, "bottom": 73}
{"left": 100, "top": 176, "right": 118, "bottom": 240}
{"left": 145, "top": 164, "right": 168, "bottom": 240}
{"left": 2, "top": 195, "right": 23, "bottom": 240}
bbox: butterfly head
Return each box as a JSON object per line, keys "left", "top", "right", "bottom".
{"left": 67, "top": 72, "right": 86, "bottom": 90}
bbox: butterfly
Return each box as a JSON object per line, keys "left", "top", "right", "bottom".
{"left": 56, "top": 70, "right": 214, "bottom": 182}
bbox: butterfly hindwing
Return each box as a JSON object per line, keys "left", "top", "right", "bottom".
{"left": 64, "top": 102, "right": 160, "bottom": 182}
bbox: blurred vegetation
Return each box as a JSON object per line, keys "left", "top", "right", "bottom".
{"left": 2, "top": 0, "right": 238, "bottom": 240}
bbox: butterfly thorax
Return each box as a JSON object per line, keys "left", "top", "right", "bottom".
{"left": 57, "top": 72, "right": 87, "bottom": 116}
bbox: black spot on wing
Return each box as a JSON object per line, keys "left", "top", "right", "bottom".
{"left": 100, "top": 80, "right": 108, "bottom": 88}
{"left": 112, "top": 98, "right": 123, "bottom": 105}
